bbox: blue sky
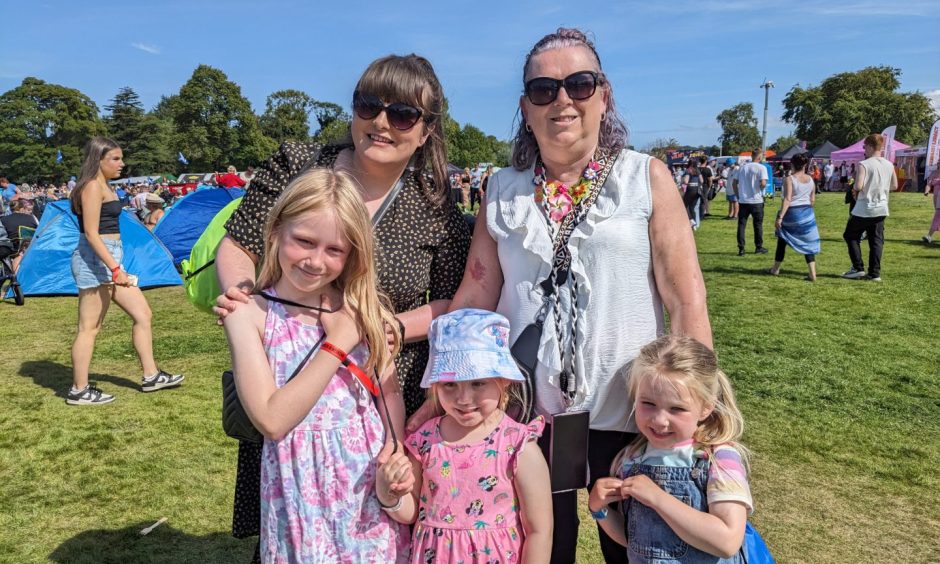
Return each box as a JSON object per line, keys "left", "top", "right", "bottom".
{"left": 1, "top": 0, "right": 938, "bottom": 151}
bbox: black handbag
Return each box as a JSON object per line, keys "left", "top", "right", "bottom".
{"left": 221, "top": 330, "right": 326, "bottom": 444}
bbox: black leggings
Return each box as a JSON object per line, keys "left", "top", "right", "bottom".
{"left": 775, "top": 237, "right": 815, "bottom": 263}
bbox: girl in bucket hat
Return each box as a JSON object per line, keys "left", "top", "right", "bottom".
{"left": 377, "top": 308, "right": 554, "bottom": 562}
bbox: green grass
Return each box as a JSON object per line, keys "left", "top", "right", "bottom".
{"left": 1, "top": 193, "right": 938, "bottom": 563}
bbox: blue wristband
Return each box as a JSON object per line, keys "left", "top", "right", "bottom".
{"left": 590, "top": 506, "right": 609, "bottom": 520}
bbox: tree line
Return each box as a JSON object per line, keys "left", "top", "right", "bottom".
{"left": 714, "top": 66, "right": 936, "bottom": 156}
{"left": 0, "top": 65, "right": 511, "bottom": 183}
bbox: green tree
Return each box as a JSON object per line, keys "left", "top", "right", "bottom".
{"left": 260, "top": 89, "right": 315, "bottom": 143}
{"left": 770, "top": 133, "right": 799, "bottom": 152}
{"left": 104, "top": 87, "right": 150, "bottom": 176}
{"left": 310, "top": 101, "right": 351, "bottom": 145}
{"left": 132, "top": 113, "right": 177, "bottom": 175}
{"left": 640, "top": 138, "right": 681, "bottom": 161}
{"left": 171, "top": 65, "right": 276, "bottom": 171}
{"left": 0, "top": 77, "right": 105, "bottom": 182}
{"left": 716, "top": 103, "right": 761, "bottom": 155}
{"left": 782, "top": 66, "right": 938, "bottom": 147}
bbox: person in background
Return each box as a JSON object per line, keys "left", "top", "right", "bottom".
{"left": 143, "top": 193, "right": 165, "bottom": 230}
{"left": 459, "top": 167, "right": 471, "bottom": 206}
{"left": 842, "top": 134, "right": 896, "bottom": 282}
{"left": 732, "top": 150, "right": 769, "bottom": 256}
{"left": 723, "top": 160, "right": 739, "bottom": 219}
{"left": 764, "top": 153, "right": 820, "bottom": 281}
{"left": 682, "top": 161, "right": 704, "bottom": 231}
{"left": 1, "top": 177, "right": 21, "bottom": 213}
{"left": 239, "top": 166, "right": 256, "bottom": 187}
{"left": 480, "top": 164, "right": 494, "bottom": 201}
{"left": 700, "top": 157, "right": 714, "bottom": 217}
{"left": 216, "top": 165, "right": 248, "bottom": 188}
{"left": 66, "top": 136, "right": 183, "bottom": 406}
{"left": 1, "top": 198, "right": 39, "bottom": 271}
{"left": 823, "top": 160, "right": 834, "bottom": 192}
{"left": 922, "top": 167, "right": 940, "bottom": 244}
{"left": 468, "top": 164, "right": 483, "bottom": 210}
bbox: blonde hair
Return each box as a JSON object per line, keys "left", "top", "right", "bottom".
{"left": 256, "top": 168, "right": 400, "bottom": 373}
{"left": 612, "top": 335, "right": 749, "bottom": 473}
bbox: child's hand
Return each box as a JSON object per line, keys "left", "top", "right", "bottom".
{"left": 620, "top": 474, "right": 665, "bottom": 508}
{"left": 319, "top": 292, "right": 361, "bottom": 352}
{"left": 377, "top": 451, "right": 414, "bottom": 506}
{"left": 589, "top": 477, "right": 624, "bottom": 512}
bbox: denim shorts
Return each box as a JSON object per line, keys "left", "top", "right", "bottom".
{"left": 71, "top": 235, "right": 122, "bottom": 289}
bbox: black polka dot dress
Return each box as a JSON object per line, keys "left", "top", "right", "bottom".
{"left": 226, "top": 142, "right": 471, "bottom": 538}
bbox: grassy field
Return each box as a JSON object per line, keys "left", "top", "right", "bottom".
{"left": 1, "top": 192, "right": 937, "bottom": 563}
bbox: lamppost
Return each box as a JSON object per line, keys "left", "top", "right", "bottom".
{"left": 759, "top": 79, "right": 774, "bottom": 160}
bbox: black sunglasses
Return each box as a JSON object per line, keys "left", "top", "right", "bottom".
{"left": 352, "top": 91, "right": 424, "bottom": 131}
{"left": 524, "top": 71, "right": 602, "bottom": 106}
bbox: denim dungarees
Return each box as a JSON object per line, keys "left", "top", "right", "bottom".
{"left": 623, "top": 455, "right": 744, "bottom": 563}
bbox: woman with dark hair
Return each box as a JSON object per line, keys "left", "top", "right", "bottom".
{"left": 66, "top": 137, "right": 183, "bottom": 405}
{"left": 682, "top": 160, "right": 704, "bottom": 230}
{"left": 765, "top": 153, "right": 820, "bottom": 281}
{"left": 213, "top": 54, "right": 471, "bottom": 559}
{"left": 426, "top": 28, "right": 711, "bottom": 563}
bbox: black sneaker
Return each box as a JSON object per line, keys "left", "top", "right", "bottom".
{"left": 737, "top": 249, "right": 745, "bottom": 256}
{"left": 755, "top": 247, "right": 769, "bottom": 254}
{"left": 66, "top": 384, "right": 115, "bottom": 406}
{"left": 141, "top": 370, "right": 185, "bottom": 392}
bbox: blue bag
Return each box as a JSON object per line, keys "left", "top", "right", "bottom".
{"left": 743, "top": 522, "right": 775, "bottom": 564}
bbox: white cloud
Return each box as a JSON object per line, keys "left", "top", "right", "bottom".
{"left": 131, "top": 42, "right": 160, "bottom": 55}
{"left": 926, "top": 89, "right": 940, "bottom": 113}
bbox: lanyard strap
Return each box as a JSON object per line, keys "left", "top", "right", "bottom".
{"left": 534, "top": 150, "right": 616, "bottom": 404}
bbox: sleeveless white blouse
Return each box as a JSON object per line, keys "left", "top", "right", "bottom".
{"left": 485, "top": 149, "right": 664, "bottom": 431}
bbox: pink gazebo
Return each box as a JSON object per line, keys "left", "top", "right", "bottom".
{"left": 830, "top": 137, "right": 910, "bottom": 164}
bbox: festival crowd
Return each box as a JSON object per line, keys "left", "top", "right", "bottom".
{"left": 2, "top": 25, "right": 937, "bottom": 564}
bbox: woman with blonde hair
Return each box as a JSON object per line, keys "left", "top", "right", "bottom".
{"left": 66, "top": 137, "right": 182, "bottom": 405}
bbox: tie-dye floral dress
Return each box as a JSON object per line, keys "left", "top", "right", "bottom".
{"left": 258, "top": 290, "right": 409, "bottom": 563}
{"left": 405, "top": 414, "right": 545, "bottom": 564}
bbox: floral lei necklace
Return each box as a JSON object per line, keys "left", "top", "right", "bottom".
{"left": 533, "top": 158, "right": 602, "bottom": 223}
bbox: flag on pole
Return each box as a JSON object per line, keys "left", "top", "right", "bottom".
{"left": 880, "top": 125, "right": 897, "bottom": 161}
{"left": 56, "top": 149, "right": 63, "bottom": 163}
{"left": 177, "top": 152, "right": 189, "bottom": 165}
{"left": 925, "top": 119, "right": 940, "bottom": 181}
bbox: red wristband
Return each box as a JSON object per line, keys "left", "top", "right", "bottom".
{"left": 320, "top": 342, "right": 378, "bottom": 396}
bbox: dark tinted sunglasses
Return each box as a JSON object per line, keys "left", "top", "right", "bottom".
{"left": 524, "top": 71, "right": 602, "bottom": 106}
{"left": 353, "top": 91, "right": 424, "bottom": 131}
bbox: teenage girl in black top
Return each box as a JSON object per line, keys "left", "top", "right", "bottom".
{"left": 66, "top": 137, "right": 182, "bottom": 406}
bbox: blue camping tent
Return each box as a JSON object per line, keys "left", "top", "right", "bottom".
{"left": 17, "top": 201, "right": 182, "bottom": 296}
{"left": 153, "top": 187, "right": 244, "bottom": 265}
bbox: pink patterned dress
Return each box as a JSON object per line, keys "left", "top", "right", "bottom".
{"left": 405, "top": 414, "right": 545, "bottom": 564}
{"left": 259, "top": 290, "right": 409, "bottom": 563}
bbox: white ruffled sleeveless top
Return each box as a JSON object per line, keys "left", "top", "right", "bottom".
{"left": 485, "top": 149, "right": 664, "bottom": 432}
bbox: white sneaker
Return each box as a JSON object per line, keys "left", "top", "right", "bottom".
{"left": 923, "top": 235, "right": 932, "bottom": 244}
{"left": 842, "top": 268, "right": 866, "bottom": 279}
{"left": 66, "top": 384, "right": 115, "bottom": 405}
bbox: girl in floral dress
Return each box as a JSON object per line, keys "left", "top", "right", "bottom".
{"left": 377, "top": 309, "right": 553, "bottom": 563}
{"left": 223, "top": 169, "right": 409, "bottom": 563}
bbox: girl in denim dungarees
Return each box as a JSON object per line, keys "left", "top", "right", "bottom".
{"left": 589, "top": 335, "right": 753, "bottom": 563}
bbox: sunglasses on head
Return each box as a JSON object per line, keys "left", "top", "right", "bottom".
{"left": 524, "top": 71, "right": 602, "bottom": 106}
{"left": 352, "top": 91, "right": 424, "bottom": 131}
